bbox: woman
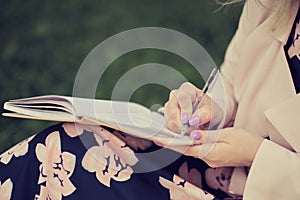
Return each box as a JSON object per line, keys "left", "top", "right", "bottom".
{"left": 1, "top": 0, "right": 299, "bottom": 199}
{"left": 164, "top": 0, "right": 300, "bottom": 199}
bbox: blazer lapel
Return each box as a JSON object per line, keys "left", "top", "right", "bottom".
{"left": 263, "top": 3, "right": 300, "bottom": 152}
{"left": 265, "top": 94, "right": 300, "bottom": 152}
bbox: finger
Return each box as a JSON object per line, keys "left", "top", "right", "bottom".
{"left": 191, "top": 98, "right": 223, "bottom": 129}
{"left": 174, "top": 130, "right": 222, "bottom": 158}
{"left": 164, "top": 102, "right": 181, "bottom": 132}
{"left": 164, "top": 90, "right": 181, "bottom": 132}
{"left": 190, "top": 129, "right": 223, "bottom": 144}
{"left": 191, "top": 104, "right": 211, "bottom": 127}
{"left": 153, "top": 133, "right": 195, "bottom": 147}
{"left": 178, "top": 82, "right": 198, "bottom": 99}
{"left": 187, "top": 143, "right": 216, "bottom": 159}
{"left": 164, "top": 130, "right": 222, "bottom": 153}
{"left": 176, "top": 83, "right": 196, "bottom": 119}
{"left": 165, "top": 141, "right": 216, "bottom": 160}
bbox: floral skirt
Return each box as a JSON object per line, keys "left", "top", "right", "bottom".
{"left": 0, "top": 123, "right": 232, "bottom": 200}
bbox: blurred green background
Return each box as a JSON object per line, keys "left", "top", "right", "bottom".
{"left": 0, "top": 0, "right": 242, "bottom": 152}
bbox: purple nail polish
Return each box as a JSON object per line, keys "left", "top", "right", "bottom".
{"left": 188, "top": 117, "right": 200, "bottom": 127}
{"left": 190, "top": 131, "right": 202, "bottom": 140}
{"left": 181, "top": 113, "right": 189, "bottom": 124}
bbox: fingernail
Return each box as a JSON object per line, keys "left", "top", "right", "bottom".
{"left": 190, "top": 131, "right": 202, "bottom": 140}
{"left": 181, "top": 113, "right": 189, "bottom": 124}
{"left": 188, "top": 117, "right": 200, "bottom": 127}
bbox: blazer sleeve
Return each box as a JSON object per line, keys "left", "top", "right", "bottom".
{"left": 244, "top": 139, "right": 300, "bottom": 199}
{"left": 219, "top": 0, "right": 256, "bottom": 126}
{"left": 244, "top": 94, "right": 300, "bottom": 199}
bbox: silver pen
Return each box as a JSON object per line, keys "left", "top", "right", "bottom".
{"left": 180, "top": 68, "right": 219, "bottom": 135}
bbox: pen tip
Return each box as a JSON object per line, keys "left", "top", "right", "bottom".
{"left": 179, "top": 124, "right": 189, "bottom": 135}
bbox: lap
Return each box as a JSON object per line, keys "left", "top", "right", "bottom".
{"left": 0, "top": 123, "right": 230, "bottom": 200}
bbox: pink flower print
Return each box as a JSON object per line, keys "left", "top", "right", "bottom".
{"left": 0, "top": 134, "right": 35, "bottom": 164}
{"left": 34, "top": 185, "right": 62, "bottom": 200}
{"left": 62, "top": 122, "right": 101, "bottom": 138}
{"left": 113, "top": 130, "right": 152, "bottom": 151}
{"left": 63, "top": 122, "right": 153, "bottom": 151}
{"left": 62, "top": 123, "right": 84, "bottom": 137}
{"left": 0, "top": 178, "right": 13, "bottom": 200}
{"left": 35, "top": 131, "right": 76, "bottom": 198}
{"left": 288, "top": 21, "right": 300, "bottom": 60}
{"left": 178, "top": 161, "right": 202, "bottom": 188}
{"left": 205, "top": 167, "right": 233, "bottom": 193}
{"left": 159, "top": 175, "right": 215, "bottom": 200}
{"left": 82, "top": 127, "right": 139, "bottom": 187}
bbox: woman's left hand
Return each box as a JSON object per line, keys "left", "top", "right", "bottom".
{"left": 163, "top": 127, "right": 264, "bottom": 168}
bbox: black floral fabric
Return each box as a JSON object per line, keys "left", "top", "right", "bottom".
{"left": 0, "top": 123, "right": 230, "bottom": 200}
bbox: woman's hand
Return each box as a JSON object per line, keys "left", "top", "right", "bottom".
{"left": 163, "top": 127, "right": 264, "bottom": 167}
{"left": 164, "top": 82, "right": 223, "bottom": 134}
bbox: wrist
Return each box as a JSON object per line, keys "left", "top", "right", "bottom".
{"left": 247, "top": 136, "right": 264, "bottom": 166}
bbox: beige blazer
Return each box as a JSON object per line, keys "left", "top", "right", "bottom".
{"left": 220, "top": 0, "right": 300, "bottom": 199}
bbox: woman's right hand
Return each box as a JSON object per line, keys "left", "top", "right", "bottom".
{"left": 164, "top": 82, "right": 223, "bottom": 135}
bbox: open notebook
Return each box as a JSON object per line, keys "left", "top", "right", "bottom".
{"left": 3, "top": 95, "right": 193, "bottom": 146}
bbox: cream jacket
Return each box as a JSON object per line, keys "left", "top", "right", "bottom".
{"left": 220, "top": 0, "right": 300, "bottom": 199}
